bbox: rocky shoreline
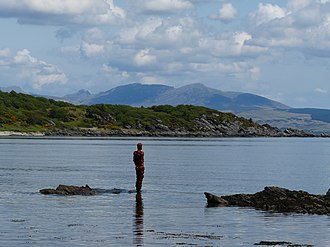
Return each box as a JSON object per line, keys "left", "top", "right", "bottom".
{"left": 42, "top": 116, "right": 320, "bottom": 137}
{"left": 205, "top": 186, "right": 330, "bottom": 215}
{"left": 44, "top": 125, "right": 323, "bottom": 137}
{"left": 43, "top": 128, "right": 316, "bottom": 137}
{"left": 0, "top": 125, "right": 326, "bottom": 138}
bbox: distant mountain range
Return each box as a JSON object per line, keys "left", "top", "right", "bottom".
{"left": 63, "top": 83, "right": 289, "bottom": 111}
{"left": 2, "top": 83, "right": 330, "bottom": 134}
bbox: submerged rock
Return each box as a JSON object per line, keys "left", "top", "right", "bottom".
{"left": 205, "top": 186, "right": 330, "bottom": 215}
{"left": 40, "top": 184, "right": 96, "bottom": 196}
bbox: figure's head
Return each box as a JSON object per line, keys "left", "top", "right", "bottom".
{"left": 137, "top": 143, "right": 143, "bottom": 150}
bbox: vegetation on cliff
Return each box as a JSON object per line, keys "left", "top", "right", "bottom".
{"left": 0, "top": 91, "right": 309, "bottom": 137}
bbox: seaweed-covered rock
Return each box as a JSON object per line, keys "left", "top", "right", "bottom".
{"left": 40, "top": 184, "right": 96, "bottom": 196}
{"left": 205, "top": 186, "right": 330, "bottom": 215}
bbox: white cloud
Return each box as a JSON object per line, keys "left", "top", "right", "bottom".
{"left": 288, "top": 0, "right": 312, "bottom": 11}
{"left": 118, "top": 16, "right": 201, "bottom": 50}
{"left": 84, "top": 28, "right": 105, "bottom": 42}
{"left": 294, "top": 7, "right": 322, "bottom": 27}
{"left": 249, "top": 0, "right": 330, "bottom": 57}
{"left": 0, "top": 49, "right": 67, "bottom": 90}
{"left": 136, "top": 0, "right": 193, "bottom": 13}
{"left": 190, "top": 61, "right": 252, "bottom": 75}
{"left": 141, "top": 76, "right": 164, "bottom": 84}
{"left": 33, "top": 73, "right": 67, "bottom": 90}
{"left": 14, "top": 49, "right": 39, "bottom": 64}
{"left": 101, "top": 64, "right": 118, "bottom": 74}
{"left": 134, "top": 49, "right": 157, "bottom": 66}
{"left": 0, "top": 48, "right": 10, "bottom": 57}
{"left": 250, "top": 67, "right": 261, "bottom": 80}
{"left": 234, "top": 32, "right": 252, "bottom": 46}
{"left": 315, "top": 88, "right": 328, "bottom": 94}
{"left": 166, "top": 25, "right": 183, "bottom": 41}
{"left": 0, "top": 0, "right": 125, "bottom": 25}
{"left": 137, "top": 17, "right": 163, "bottom": 39}
{"left": 199, "top": 32, "right": 267, "bottom": 58}
{"left": 210, "top": 3, "right": 238, "bottom": 22}
{"left": 81, "top": 42, "right": 104, "bottom": 57}
{"left": 251, "top": 3, "right": 287, "bottom": 26}
{"left": 100, "top": 64, "right": 130, "bottom": 81}
{"left": 119, "top": 17, "right": 163, "bottom": 44}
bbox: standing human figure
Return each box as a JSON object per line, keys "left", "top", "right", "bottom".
{"left": 133, "top": 143, "right": 144, "bottom": 193}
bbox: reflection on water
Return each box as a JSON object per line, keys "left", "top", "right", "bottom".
{"left": 134, "top": 192, "right": 144, "bottom": 246}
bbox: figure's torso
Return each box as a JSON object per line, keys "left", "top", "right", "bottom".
{"left": 134, "top": 150, "right": 144, "bottom": 167}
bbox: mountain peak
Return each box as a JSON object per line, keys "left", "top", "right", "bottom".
{"left": 77, "top": 89, "right": 91, "bottom": 95}
{"left": 0, "top": 86, "right": 25, "bottom": 93}
{"left": 62, "top": 89, "right": 92, "bottom": 103}
{"left": 181, "top": 83, "right": 208, "bottom": 88}
{"left": 85, "top": 83, "right": 173, "bottom": 105}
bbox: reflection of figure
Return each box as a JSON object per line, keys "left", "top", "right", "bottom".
{"left": 133, "top": 143, "right": 144, "bottom": 193}
{"left": 134, "top": 192, "right": 144, "bottom": 246}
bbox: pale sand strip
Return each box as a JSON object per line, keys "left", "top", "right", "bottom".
{"left": 0, "top": 131, "right": 44, "bottom": 136}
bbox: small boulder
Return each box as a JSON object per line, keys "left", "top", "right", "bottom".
{"left": 204, "top": 192, "right": 229, "bottom": 206}
{"left": 40, "top": 184, "right": 96, "bottom": 196}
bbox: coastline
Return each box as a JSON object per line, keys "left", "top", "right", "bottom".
{"left": 0, "top": 128, "right": 325, "bottom": 138}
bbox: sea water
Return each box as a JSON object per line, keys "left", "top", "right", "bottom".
{"left": 0, "top": 137, "right": 329, "bottom": 246}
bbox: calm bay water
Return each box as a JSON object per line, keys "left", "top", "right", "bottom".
{"left": 0, "top": 137, "right": 329, "bottom": 246}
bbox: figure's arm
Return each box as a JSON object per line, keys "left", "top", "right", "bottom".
{"left": 141, "top": 151, "right": 144, "bottom": 163}
{"left": 133, "top": 151, "right": 136, "bottom": 163}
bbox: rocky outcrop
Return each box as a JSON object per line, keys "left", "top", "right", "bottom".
{"left": 40, "top": 184, "right": 97, "bottom": 196}
{"left": 205, "top": 186, "right": 330, "bottom": 215}
{"left": 40, "top": 184, "right": 135, "bottom": 195}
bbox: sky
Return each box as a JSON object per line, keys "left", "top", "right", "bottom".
{"left": 0, "top": 0, "right": 330, "bottom": 108}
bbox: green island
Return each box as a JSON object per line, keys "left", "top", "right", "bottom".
{"left": 0, "top": 91, "right": 314, "bottom": 137}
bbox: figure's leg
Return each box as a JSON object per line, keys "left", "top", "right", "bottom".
{"left": 136, "top": 174, "right": 143, "bottom": 192}
{"left": 135, "top": 167, "right": 144, "bottom": 192}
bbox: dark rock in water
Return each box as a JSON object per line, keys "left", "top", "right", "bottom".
{"left": 93, "top": 188, "right": 136, "bottom": 194}
{"left": 40, "top": 184, "right": 96, "bottom": 196}
{"left": 254, "top": 241, "right": 313, "bottom": 246}
{"left": 40, "top": 185, "right": 136, "bottom": 196}
{"left": 255, "top": 241, "right": 292, "bottom": 246}
{"left": 205, "top": 186, "right": 330, "bottom": 215}
{"left": 326, "top": 189, "right": 330, "bottom": 198}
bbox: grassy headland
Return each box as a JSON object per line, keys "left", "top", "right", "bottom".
{"left": 0, "top": 91, "right": 312, "bottom": 137}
